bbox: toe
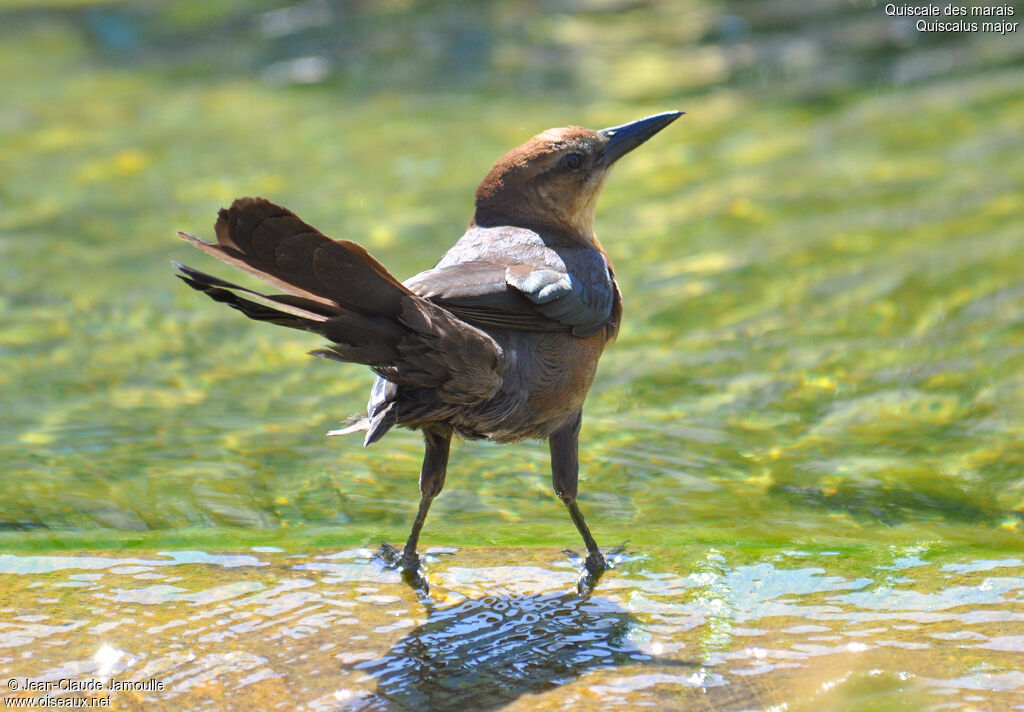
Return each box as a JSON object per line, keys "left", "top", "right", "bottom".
{"left": 377, "top": 542, "right": 402, "bottom": 566}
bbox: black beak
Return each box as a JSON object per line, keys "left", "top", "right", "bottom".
{"left": 597, "top": 111, "right": 684, "bottom": 167}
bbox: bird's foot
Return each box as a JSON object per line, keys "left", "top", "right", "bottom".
{"left": 564, "top": 544, "right": 628, "bottom": 597}
{"left": 377, "top": 542, "right": 430, "bottom": 595}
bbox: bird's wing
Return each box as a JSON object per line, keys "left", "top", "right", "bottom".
{"left": 404, "top": 258, "right": 616, "bottom": 337}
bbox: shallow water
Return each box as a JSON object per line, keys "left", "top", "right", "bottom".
{"left": 2, "top": 1, "right": 1022, "bottom": 540}
{"left": 1, "top": 0, "right": 1023, "bottom": 709}
{"left": 1, "top": 547, "right": 1022, "bottom": 711}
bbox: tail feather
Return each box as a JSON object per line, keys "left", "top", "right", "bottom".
{"left": 176, "top": 197, "right": 507, "bottom": 441}
{"left": 209, "top": 197, "right": 411, "bottom": 316}
{"left": 174, "top": 261, "right": 336, "bottom": 320}
{"left": 175, "top": 266, "right": 324, "bottom": 330}
{"left": 178, "top": 230, "right": 334, "bottom": 309}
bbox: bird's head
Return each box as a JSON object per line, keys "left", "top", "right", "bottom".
{"left": 474, "top": 111, "right": 683, "bottom": 242}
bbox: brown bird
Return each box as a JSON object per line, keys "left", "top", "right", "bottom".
{"left": 175, "top": 111, "right": 682, "bottom": 593}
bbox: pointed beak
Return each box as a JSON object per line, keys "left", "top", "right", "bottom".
{"left": 597, "top": 110, "right": 684, "bottom": 167}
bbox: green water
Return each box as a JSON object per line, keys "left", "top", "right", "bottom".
{"left": 1, "top": 1, "right": 1022, "bottom": 709}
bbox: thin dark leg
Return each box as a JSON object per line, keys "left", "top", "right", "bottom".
{"left": 550, "top": 412, "right": 607, "bottom": 588}
{"left": 387, "top": 425, "right": 451, "bottom": 590}
{"left": 400, "top": 490, "right": 437, "bottom": 567}
{"left": 566, "top": 499, "right": 602, "bottom": 566}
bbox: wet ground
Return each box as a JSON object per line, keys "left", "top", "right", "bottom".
{"left": 2, "top": 546, "right": 1022, "bottom": 711}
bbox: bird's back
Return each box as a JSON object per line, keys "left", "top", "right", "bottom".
{"left": 376, "top": 223, "right": 621, "bottom": 442}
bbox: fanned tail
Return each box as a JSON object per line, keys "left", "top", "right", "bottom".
{"left": 176, "top": 197, "right": 505, "bottom": 444}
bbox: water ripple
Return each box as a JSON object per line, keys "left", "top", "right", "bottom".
{"left": 0, "top": 548, "right": 1021, "bottom": 710}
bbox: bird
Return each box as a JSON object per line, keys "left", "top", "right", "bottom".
{"left": 175, "top": 111, "right": 683, "bottom": 593}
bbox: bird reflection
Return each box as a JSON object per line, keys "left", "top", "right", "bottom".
{"left": 351, "top": 591, "right": 688, "bottom": 711}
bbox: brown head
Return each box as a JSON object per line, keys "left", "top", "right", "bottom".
{"left": 474, "top": 111, "right": 683, "bottom": 242}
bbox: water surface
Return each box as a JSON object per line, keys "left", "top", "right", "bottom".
{"left": 1, "top": 1, "right": 1022, "bottom": 709}
{"left": 2, "top": 547, "right": 1022, "bottom": 710}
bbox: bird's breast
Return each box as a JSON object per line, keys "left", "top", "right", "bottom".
{"left": 450, "top": 328, "right": 609, "bottom": 443}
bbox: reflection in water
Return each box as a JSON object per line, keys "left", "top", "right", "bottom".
{"left": 0, "top": 548, "right": 1022, "bottom": 711}
{"left": 355, "top": 593, "right": 671, "bottom": 711}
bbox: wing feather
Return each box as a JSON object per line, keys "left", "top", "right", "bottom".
{"left": 404, "top": 258, "right": 615, "bottom": 335}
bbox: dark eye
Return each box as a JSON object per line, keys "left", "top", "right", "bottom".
{"left": 561, "top": 153, "right": 583, "bottom": 171}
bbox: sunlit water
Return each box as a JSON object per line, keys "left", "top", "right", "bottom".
{"left": 1, "top": 548, "right": 1022, "bottom": 710}
{"left": 1, "top": 1, "right": 1022, "bottom": 710}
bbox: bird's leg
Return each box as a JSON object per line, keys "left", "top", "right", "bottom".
{"left": 550, "top": 412, "right": 608, "bottom": 593}
{"left": 381, "top": 425, "right": 452, "bottom": 592}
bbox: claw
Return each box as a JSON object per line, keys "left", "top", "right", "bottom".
{"left": 605, "top": 542, "right": 630, "bottom": 567}
{"left": 565, "top": 545, "right": 628, "bottom": 597}
{"left": 377, "top": 542, "right": 431, "bottom": 596}
{"left": 377, "top": 541, "right": 402, "bottom": 566}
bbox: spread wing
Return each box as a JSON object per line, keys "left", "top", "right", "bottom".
{"left": 404, "top": 258, "right": 616, "bottom": 337}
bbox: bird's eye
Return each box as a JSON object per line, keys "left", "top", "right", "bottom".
{"left": 561, "top": 153, "right": 583, "bottom": 171}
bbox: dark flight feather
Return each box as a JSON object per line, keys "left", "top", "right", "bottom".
{"left": 178, "top": 198, "right": 507, "bottom": 442}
